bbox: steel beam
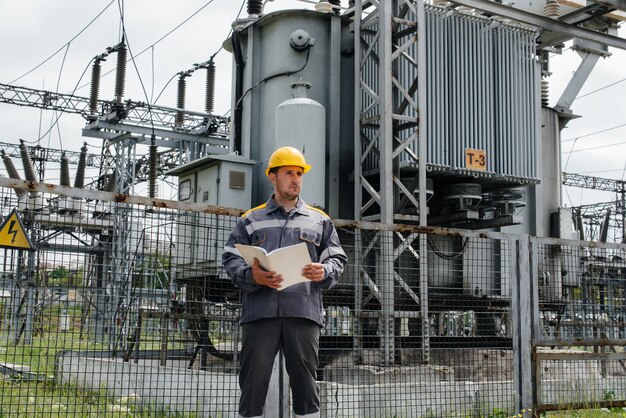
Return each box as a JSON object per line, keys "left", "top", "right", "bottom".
{"left": 562, "top": 172, "right": 626, "bottom": 192}
{"left": 591, "top": 0, "right": 626, "bottom": 12}
{"left": 449, "top": 0, "right": 626, "bottom": 50}
{"left": 555, "top": 45, "right": 603, "bottom": 113}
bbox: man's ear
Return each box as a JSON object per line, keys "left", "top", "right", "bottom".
{"left": 268, "top": 171, "right": 276, "bottom": 185}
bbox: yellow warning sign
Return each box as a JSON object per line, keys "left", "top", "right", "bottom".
{"left": 0, "top": 209, "right": 34, "bottom": 250}
{"left": 465, "top": 148, "right": 487, "bottom": 171}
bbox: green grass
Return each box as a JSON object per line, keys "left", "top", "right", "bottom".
{"left": 0, "top": 378, "right": 210, "bottom": 417}
{"left": 2, "top": 305, "right": 625, "bottom": 417}
{"left": 0, "top": 306, "right": 205, "bottom": 417}
{"left": 544, "top": 410, "right": 626, "bottom": 417}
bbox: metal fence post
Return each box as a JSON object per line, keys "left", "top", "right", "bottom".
{"left": 512, "top": 234, "right": 534, "bottom": 413}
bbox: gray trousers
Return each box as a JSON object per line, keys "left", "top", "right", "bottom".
{"left": 238, "top": 317, "right": 321, "bottom": 417}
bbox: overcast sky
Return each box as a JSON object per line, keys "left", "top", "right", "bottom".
{"left": 0, "top": 0, "right": 624, "bottom": 207}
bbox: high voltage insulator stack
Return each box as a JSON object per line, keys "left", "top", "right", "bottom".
{"left": 1, "top": 150, "right": 27, "bottom": 199}
{"left": 176, "top": 75, "right": 187, "bottom": 128}
{"left": 60, "top": 154, "right": 71, "bottom": 187}
{"left": 328, "top": 0, "right": 342, "bottom": 13}
{"left": 90, "top": 59, "right": 101, "bottom": 115}
{"left": 115, "top": 43, "right": 127, "bottom": 103}
{"left": 75, "top": 143, "right": 88, "bottom": 189}
{"left": 19, "top": 140, "right": 37, "bottom": 182}
{"left": 149, "top": 138, "right": 158, "bottom": 198}
{"left": 206, "top": 59, "right": 215, "bottom": 114}
{"left": 247, "top": 0, "right": 262, "bottom": 16}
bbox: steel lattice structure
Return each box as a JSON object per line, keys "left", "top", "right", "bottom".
{"left": 563, "top": 173, "right": 626, "bottom": 243}
{"left": 563, "top": 172, "right": 626, "bottom": 193}
{"left": 0, "top": 82, "right": 229, "bottom": 136}
{"left": 0, "top": 76, "right": 232, "bottom": 348}
{"left": 353, "top": 0, "right": 430, "bottom": 366}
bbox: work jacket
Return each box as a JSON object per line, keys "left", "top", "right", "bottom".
{"left": 222, "top": 196, "right": 348, "bottom": 326}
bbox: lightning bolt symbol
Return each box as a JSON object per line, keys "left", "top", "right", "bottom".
{"left": 7, "top": 220, "right": 18, "bottom": 244}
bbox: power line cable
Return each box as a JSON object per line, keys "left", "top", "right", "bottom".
{"left": 153, "top": 0, "right": 245, "bottom": 106}
{"left": 574, "top": 168, "right": 626, "bottom": 174}
{"left": 116, "top": 0, "right": 155, "bottom": 135}
{"left": 27, "top": 58, "right": 95, "bottom": 144}
{"left": 8, "top": 1, "right": 116, "bottom": 85}
{"left": 230, "top": 47, "right": 312, "bottom": 115}
{"left": 575, "top": 77, "right": 626, "bottom": 101}
{"left": 562, "top": 122, "right": 626, "bottom": 143}
{"left": 77, "top": 0, "right": 218, "bottom": 93}
{"left": 150, "top": 46, "right": 156, "bottom": 103}
{"left": 47, "top": 44, "right": 72, "bottom": 151}
{"left": 561, "top": 139, "right": 626, "bottom": 154}
{"left": 210, "top": 0, "right": 246, "bottom": 60}
{"left": 153, "top": 74, "right": 178, "bottom": 105}
{"left": 563, "top": 137, "right": 578, "bottom": 172}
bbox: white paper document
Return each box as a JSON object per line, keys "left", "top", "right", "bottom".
{"left": 234, "top": 242, "right": 312, "bottom": 291}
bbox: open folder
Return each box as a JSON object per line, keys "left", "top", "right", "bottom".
{"left": 234, "top": 242, "right": 312, "bottom": 291}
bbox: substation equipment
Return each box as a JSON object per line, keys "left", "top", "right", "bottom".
{"left": 167, "top": 0, "right": 626, "bottom": 368}
{"left": 2, "top": 0, "right": 626, "bottom": 371}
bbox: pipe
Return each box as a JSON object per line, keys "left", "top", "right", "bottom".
{"left": 232, "top": 29, "right": 245, "bottom": 155}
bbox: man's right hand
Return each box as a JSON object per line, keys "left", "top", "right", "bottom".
{"left": 252, "top": 258, "right": 283, "bottom": 289}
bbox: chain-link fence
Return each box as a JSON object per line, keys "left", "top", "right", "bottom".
{"left": 532, "top": 237, "right": 626, "bottom": 412}
{"left": 0, "top": 178, "right": 625, "bottom": 417}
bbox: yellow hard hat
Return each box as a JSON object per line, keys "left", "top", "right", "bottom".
{"left": 265, "top": 146, "right": 312, "bottom": 176}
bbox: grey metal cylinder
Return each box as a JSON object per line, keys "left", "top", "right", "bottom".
{"left": 227, "top": 10, "right": 354, "bottom": 215}
{"left": 275, "top": 81, "right": 326, "bottom": 208}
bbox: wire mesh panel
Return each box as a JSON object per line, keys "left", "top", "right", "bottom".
{"left": 0, "top": 182, "right": 244, "bottom": 416}
{"left": 533, "top": 237, "right": 626, "bottom": 412}
{"left": 5, "top": 179, "right": 624, "bottom": 416}
{"left": 320, "top": 225, "right": 518, "bottom": 417}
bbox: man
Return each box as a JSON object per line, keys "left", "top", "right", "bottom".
{"left": 222, "top": 146, "right": 347, "bottom": 418}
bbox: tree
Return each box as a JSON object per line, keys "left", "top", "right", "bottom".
{"left": 49, "top": 265, "right": 69, "bottom": 287}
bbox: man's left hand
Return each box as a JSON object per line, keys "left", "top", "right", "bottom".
{"left": 302, "top": 263, "right": 325, "bottom": 282}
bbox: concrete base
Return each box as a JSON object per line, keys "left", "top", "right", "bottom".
{"left": 320, "top": 379, "right": 517, "bottom": 417}
{"left": 56, "top": 351, "right": 516, "bottom": 417}
{"left": 56, "top": 350, "right": 626, "bottom": 417}
{"left": 56, "top": 352, "right": 240, "bottom": 417}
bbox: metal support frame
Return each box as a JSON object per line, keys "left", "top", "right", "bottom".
{"left": 590, "top": 0, "right": 626, "bottom": 12}
{"left": 7, "top": 214, "right": 37, "bottom": 345}
{"left": 563, "top": 173, "right": 625, "bottom": 243}
{"left": 0, "top": 83, "right": 229, "bottom": 135}
{"left": 449, "top": 0, "right": 626, "bottom": 51}
{"left": 555, "top": 39, "right": 610, "bottom": 118}
{"left": 563, "top": 172, "right": 626, "bottom": 192}
{"left": 355, "top": 0, "right": 429, "bottom": 366}
{"left": 0, "top": 83, "right": 230, "bottom": 190}
{"left": 109, "top": 139, "right": 137, "bottom": 352}
{"left": 512, "top": 235, "right": 535, "bottom": 412}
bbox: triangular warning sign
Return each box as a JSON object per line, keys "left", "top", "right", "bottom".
{"left": 0, "top": 209, "right": 34, "bottom": 250}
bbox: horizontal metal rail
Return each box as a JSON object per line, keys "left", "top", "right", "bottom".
{"left": 562, "top": 172, "right": 626, "bottom": 192}
{"left": 0, "top": 83, "right": 229, "bottom": 134}
{"left": 450, "top": 0, "right": 626, "bottom": 50}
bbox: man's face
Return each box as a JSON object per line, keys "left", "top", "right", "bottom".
{"left": 270, "top": 165, "right": 304, "bottom": 201}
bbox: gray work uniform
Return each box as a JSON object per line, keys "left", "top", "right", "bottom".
{"left": 222, "top": 196, "right": 347, "bottom": 418}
